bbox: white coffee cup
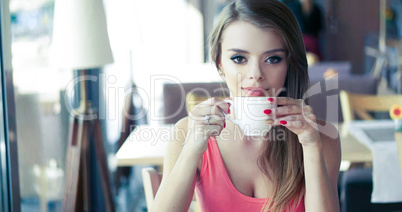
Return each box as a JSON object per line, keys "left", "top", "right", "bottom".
{"left": 223, "top": 96, "right": 276, "bottom": 136}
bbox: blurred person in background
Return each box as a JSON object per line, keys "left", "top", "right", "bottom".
{"left": 289, "top": 0, "right": 323, "bottom": 61}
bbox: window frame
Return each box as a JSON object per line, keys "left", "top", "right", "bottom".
{"left": 0, "top": 0, "right": 21, "bottom": 211}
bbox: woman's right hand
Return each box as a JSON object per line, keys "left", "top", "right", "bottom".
{"left": 184, "top": 97, "right": 230, "bottom": 156}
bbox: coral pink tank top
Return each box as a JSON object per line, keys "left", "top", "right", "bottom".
{"left": 195, "top": 137, "right": 305, "bottom": 212}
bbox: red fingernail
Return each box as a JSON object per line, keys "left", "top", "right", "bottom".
{"left": 227, "top": 102, "right": 231, "bottom": 107}
{"left": 224, "top": 122, "right": 226, "bottom": 128}
{"left": 280, "top": 120, "right": 287, "bottom": 125}
{"left": 263, "top": 109, "right": 271, "bottom": 115}
{"left": 267, "top": 98, "right": 274, "bottom": 102}
{"left": 228, "top": 108, "right": 231, "bottom": 114}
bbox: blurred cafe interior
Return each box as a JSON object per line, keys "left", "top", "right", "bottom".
{"left": 0, "top": 0, "right": 401, "bottom": 211}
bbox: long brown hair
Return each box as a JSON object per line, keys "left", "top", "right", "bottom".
{"left": 209, "top": 0, "right": 309, "bottom": 211}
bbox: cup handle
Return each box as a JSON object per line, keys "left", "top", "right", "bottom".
{"left": 222, "top": 99, "right": 237, "bottom": 124}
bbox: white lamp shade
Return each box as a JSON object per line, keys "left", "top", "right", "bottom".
{"left": 52, "top": 0, "right": 114, "bottom": 70}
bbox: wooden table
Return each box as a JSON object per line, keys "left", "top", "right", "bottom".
{"left": 115, "top": 123, "right": 372, "bottom": 168}
{"left": 115, "top": 125, "right": 174, "bottom": 167}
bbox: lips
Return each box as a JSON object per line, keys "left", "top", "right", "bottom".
{"left": 242, "top": 87, "right": 268, "bottom": 97}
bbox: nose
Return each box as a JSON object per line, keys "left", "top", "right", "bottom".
{"left": 248, "top": 62, "right": 265, "bottom": 81}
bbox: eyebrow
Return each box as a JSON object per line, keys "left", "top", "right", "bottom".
{"left": 227, "top": 48, "right": 287, "bottom": 54}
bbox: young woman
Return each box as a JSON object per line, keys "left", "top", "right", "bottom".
{"left": 152, "top": 0, "right": 341, "bottom": 211}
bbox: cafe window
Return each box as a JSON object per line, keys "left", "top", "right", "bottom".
{"left": 8, "top": 0, "right": 219, "bottom": 210}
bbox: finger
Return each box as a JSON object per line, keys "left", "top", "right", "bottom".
{"left": 274, "top": 114, "right": 318, "bottom": 130}
{"left": 191, "top": 104, "right": 225, "bottom": 118}
{"left": 271, "top": 120, "right": 322, "bottom": 145}
{"left": 270, "top": 114, "right": 315, "bottom": 126}
{"left": 268, "top": 97, "right": 305, "bottom": 107}
{"left": 189, "top": 110, "right": 224, "bottom": 124}
{"left": 277, "top": 120, "right": 305, "bottom": 129}
{"left": 272, "top": 105, "right": 313, "bottom": 116}
{"left": 213, "top": 98, "right": 230, "bottom": 114}
{"left": 280, "top": 119, "right": 320, "bottom": 134}
{"left": 200, "top": 114, "right": 225, "bottom": 128}
{"left": 196, "top": 98, "right": 230, "bottom": 115}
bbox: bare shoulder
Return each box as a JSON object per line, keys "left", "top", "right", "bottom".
{"left": 162, "top": 117, "right": 188, "bottom": 177}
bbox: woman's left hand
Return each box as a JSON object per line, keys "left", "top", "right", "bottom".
{"left": 267, "top": 97, "right": 321, "bottom": 147}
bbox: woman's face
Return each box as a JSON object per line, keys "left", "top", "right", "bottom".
{"left": 219, "top": 21, "right": 288, "bottom": 97}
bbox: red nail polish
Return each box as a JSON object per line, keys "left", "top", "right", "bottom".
{"left": 263, "top": 109, "right": 271, "bottom": 115}
{"left": 267, "top": 98, "right": 274, "bottom": 102}
{"left": 280, "top": 120, "right": 287, "bottom": 125}
{"left": 224, "top": 122, "right": 226, "bottom": 128}
{"left": 228, "top": 108, "right": 231, "bottom": 114}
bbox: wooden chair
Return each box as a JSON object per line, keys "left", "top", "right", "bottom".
{"left": 340, "top": 90, "right": 402, "bottom": 179}
{"left": 339, "top": 90, "right": 402, "bottom": 122}
{"left": 141, "top": 167, "right": 198, "bottom": 212}
{"left": 340, "top": 92, "right": 402, "bottom": 208}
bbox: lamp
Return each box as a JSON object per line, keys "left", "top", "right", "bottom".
{"left": 52, "top": 0, "right": 115, "bottom": 211}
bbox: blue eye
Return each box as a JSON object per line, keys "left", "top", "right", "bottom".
{"left": 265, "top": 56, "right": 282, "bottom": 64}
{"left": 230, "top": 55, "right": 247, "bottom": 64}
